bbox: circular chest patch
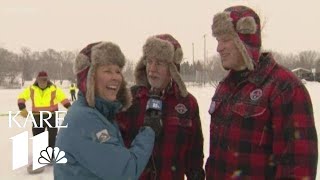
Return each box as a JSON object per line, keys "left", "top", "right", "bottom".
{"left": 250, "top": 89, "right": 263, "bottom": 101}
{"left": 175, "top": 103, "right": 188, "bottom": 114}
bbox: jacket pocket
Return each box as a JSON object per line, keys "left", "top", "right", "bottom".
{"left": 230, "top": 102, "right": 271, "bottom": 147}
{"left": 167, "top": 116, "right": 192, "bottom": 128}
{"left": 232, "top": 102, "right": 266, "bottom": 118}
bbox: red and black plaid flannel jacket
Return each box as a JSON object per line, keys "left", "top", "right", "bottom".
{"left": 117, "top": 81, "right": 204, "bottom": 180}
{"left": 205, "top": 53, "right": 318, "bottom": 179}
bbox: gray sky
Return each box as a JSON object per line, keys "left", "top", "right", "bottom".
{"left": 1, "top": 0, "right": 320, "bottom": 63}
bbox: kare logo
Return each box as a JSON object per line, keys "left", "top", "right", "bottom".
{"left": 9, "top": 111, "right": 68, "bottom": 171}
{"left": 8, "top": 110, "right": 68, "bottom": 128}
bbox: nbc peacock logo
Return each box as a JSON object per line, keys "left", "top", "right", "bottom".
{"left": 38, "top": 146, "right": 67, "bottom": 165}
{"left": 11, "top": 131, "right": 68, "bottom": 171}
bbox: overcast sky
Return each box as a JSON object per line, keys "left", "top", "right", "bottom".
{"left": 1, "top": 0, "right": 320, "bottom": 63}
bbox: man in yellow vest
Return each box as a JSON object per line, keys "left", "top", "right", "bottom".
{"left": 17, "top": 71, "right": 71, "bottom": 173}
{"left": 69, "top": 83, "right": 77, "bottom": 101}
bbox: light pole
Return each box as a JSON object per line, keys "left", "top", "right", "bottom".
{"left": 312, "top": 68, "right": 316, "bottom": 81}
{"left": 192, "top": 42, "right": 195, "bottom": 65}
{"left": 203, "top": 34, "right": 206, "bottom": 63}
{"left": 203, "top": 34, "right": 207, "bottom": 85}
{"left": 59, "top": 62, "right": 63, "bottom": 85}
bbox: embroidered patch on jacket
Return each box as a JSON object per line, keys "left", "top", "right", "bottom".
{"left": 175, "top": 103, "right": 188, "bottom": 114}
{"left": 250, "top": 89, "right": 263, "bottom": 101}
{"left": 96, "top": 129, "right": 110, "bottom": 143}
{"left": 208, "top": 101, "right": 216, "bottom": 114}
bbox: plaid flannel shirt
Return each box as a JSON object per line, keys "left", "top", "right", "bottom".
{"left": 117, "top": 82, "right": 204, "bottom": 180}
{"left": 205, "top": 53, "right": 318, "bottom": 179}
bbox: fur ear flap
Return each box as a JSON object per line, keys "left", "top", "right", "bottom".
{"left": 74, "top": 54, "right": 91, "bottom": 74}
{"left": 174, "top": 47, "right": 183, "bottom": 64}
{"left": 233, "top": 37, "right": 254, "bottom": 71}
{"left": 134, "top": 57, "right": 149, "bottom": 87}
{"left": 86, "top": 65, "right": 96, "bottom": 107}
{"left": 236, "top": 16, "right": 257, "bottom": 34}
{"left": 168, "top": 63, "right": 188, "bottom": 97}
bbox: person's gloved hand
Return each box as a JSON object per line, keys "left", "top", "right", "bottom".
{"left": 143, "top": 110, "right": 162, "bottom": 137}
{"left": 143, "top": 89, "right": 163, "bottom": 138}
{"left": 20, "top": 108, "right": 28, "bottom": 118}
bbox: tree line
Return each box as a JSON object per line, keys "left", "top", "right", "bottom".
{"left": 0, "top": 47, "right": 77, "bottom": 87}
{"left": 0, "top": 46, "right": 319, "bottom": 88}
{"left": 180, "top": 50, "right": 320, "bottom": 85}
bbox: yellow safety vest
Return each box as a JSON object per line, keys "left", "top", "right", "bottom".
{"left": 69, "top": 86, "right": 76, "bottom": 92}
{"left": 18, "top": 84, "right": 69, "bottom": 112}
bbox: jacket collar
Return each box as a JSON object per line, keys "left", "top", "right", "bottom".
{"left": 78, "top": 92, "right": 122, "bottom": 121}
{"left": 222, "top": 53, "right": 276, "bottom": 86}
{"left": 247, "top": 53, "right": 277, "bottom": 86}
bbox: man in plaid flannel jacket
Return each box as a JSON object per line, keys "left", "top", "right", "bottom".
{"left": 117, "top": 34, "right": 205, "bottom": 180}
{"left": 205, "top": 5, "right": 318, "bottom": 179}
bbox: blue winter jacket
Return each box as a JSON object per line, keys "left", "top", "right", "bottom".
{"left": 54, "top": 93, "right": 155, "bottom": 180}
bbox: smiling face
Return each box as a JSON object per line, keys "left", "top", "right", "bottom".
{"left": 146, "top": 57, "right": 171, "bottom": 90}
{"left": 216, "top": 34, "right": 246, "bottom": 71}
{"left": 95, "top": 64, "right": 123, "bottom": 101}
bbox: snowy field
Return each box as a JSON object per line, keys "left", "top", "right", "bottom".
{"left": 0, "top": 82, "right": 319, "bottom": 179}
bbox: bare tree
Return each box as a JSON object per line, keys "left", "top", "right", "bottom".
{"left": 206, "top": 55, "right": 227, "bottom": 87}
{"left": 60, "top": 50, "right": 77, "bottom": 82}
{"left": 0, "top": 48, "right": 19, "bottom": 85}
{"left": 271, "top": 51, "right": 299, "bottom": 70}
{"left": 298, "top": 50, "right": 319, "bottom": 69}
{"left": 20, "top": 47, "right": 34, "bottom": 81}
{"left": 122, "top": 59, "right": 135, "bottom": 85}
{"left": 315, "top": 57, "right": 320, "bottom": 72}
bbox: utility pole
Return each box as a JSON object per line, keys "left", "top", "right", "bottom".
{"left": 312, "top": 68, "right": 316, "bottom": 81}
{"left": 192, "top": 42, "right": 195, "bottom": 64}
{"left": 203, "top": 34, "right": 207, "bottom": 85}
{"left": 203, "top": 34, "right": 206, "bottom": 63}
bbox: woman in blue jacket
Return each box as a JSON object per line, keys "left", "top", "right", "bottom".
{"left": 54, "top": 42, "right": 161, "bottom": 180}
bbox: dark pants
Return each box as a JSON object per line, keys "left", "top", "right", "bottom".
{"left": 32, "top": 113, "right": 57, "bottom": 147}
{"left": 71, "top": 92, "right": 76, "bottom": 101}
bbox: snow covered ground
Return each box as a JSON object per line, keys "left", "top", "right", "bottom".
{"left": 0, "top": 82, "right": 319, "bottom": 179}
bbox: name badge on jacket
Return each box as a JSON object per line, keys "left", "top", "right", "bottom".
{"left": 96, "top": 129, "right": 110, "bottom": 143}
{"left": 208, "top": 101, "right": 216, "bottom": 114}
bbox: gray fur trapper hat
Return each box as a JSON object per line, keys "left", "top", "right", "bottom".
{"left": 212, "top": 6, "right": 262, "bottom": 71}
{"left": 74, "top": 41, "right": 132, "bottom": 109}
{"left": 135, "top": 34, "right": 188, "bottom": 97}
